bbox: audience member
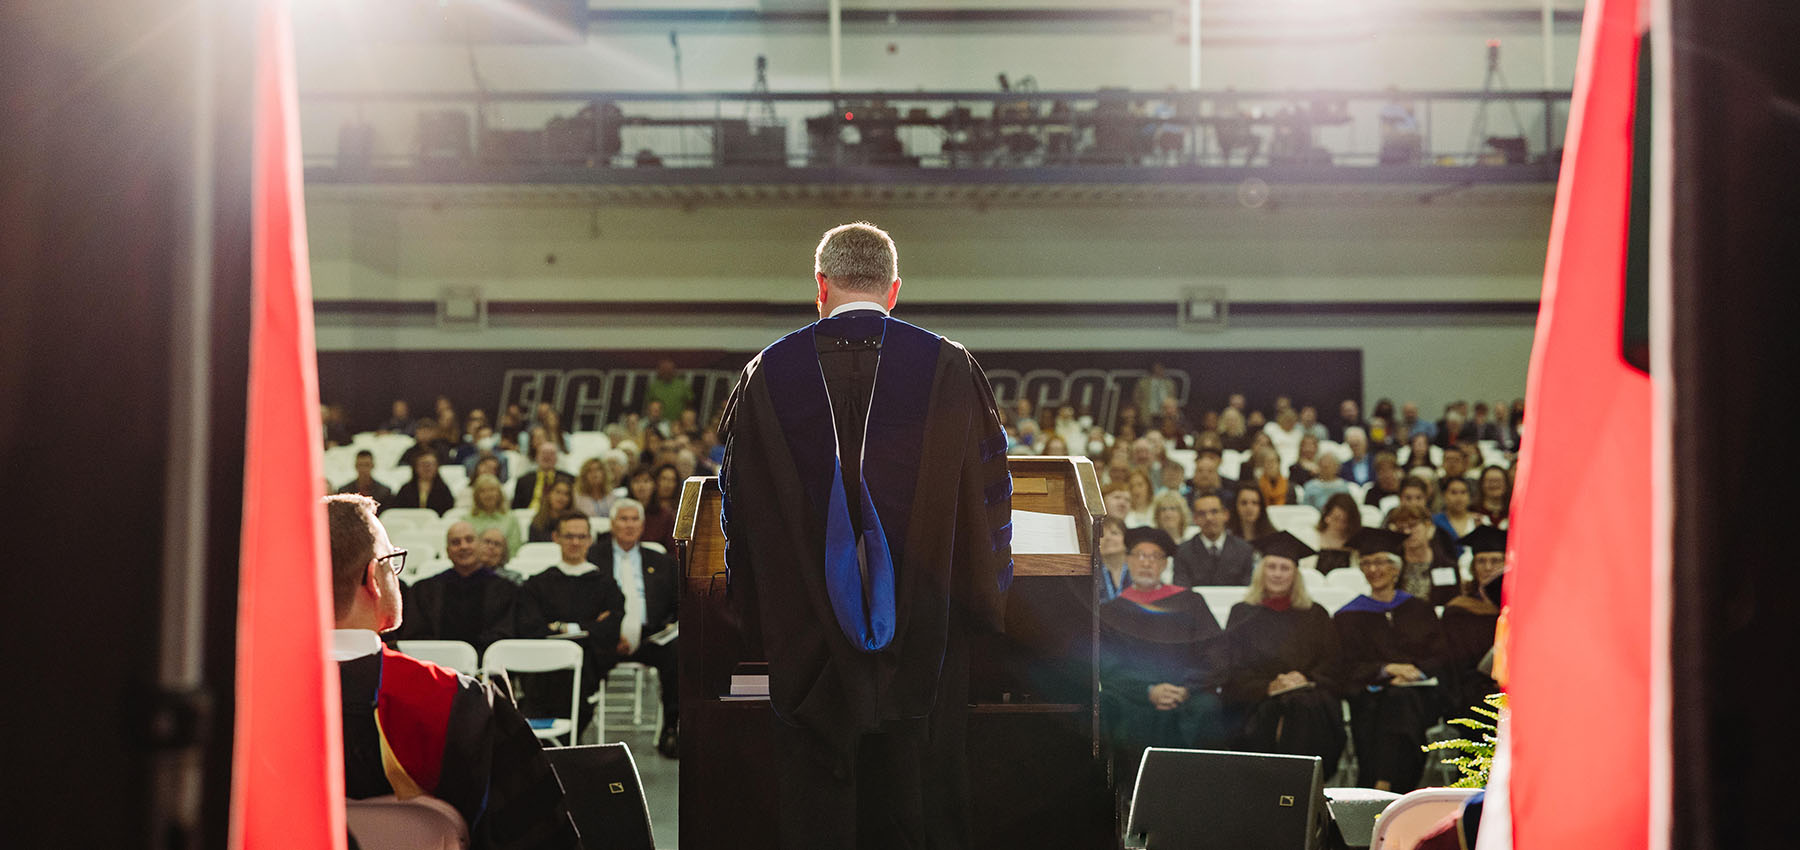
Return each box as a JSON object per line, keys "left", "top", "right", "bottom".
{"left": 512, "top": 443, "right": 574, "bottom": 511}
{"left": 466, "top": 473, "right": 523, "bottom": 557}
{"left": 1397, "top": 475, "right": 1434, "bottom": 515}
{"left": 1095, "top": 515, "right": 1130, "bottom": 603}
{"left": 1435, "top": 408, "right": 1470, "bottom": 449}
{"left": 1229, "top": 487, "right": 1278, "bottom": 542}
{"left": 1173, "top": 492, "right": 1255, "bottom": 586}
{"left": 1335, "top": 527, "right": 1446, "bottom": 793}
{"left": 336, "top": 450, "right": 394, "bottom": 504}
{"left": 526, "top": 480, "right": 576, "bottom": 544}
{"left": 573, "top": 458, "right": 617, "bottom": 519}
{"left": 642, "top": 463, "right": 682, "bottom": 551}
{"left": 399, "top": 521, "right": 520, "bottom": 653}
{"left": 1440, "top": 444, "right": 1472, "bottom": 484}
{"left": 1387, "top": 504, "right": 1459, "bottom": 605}
{"left": 380, "top": 399, "right": 414, "bottom": 435}
{"left": 1133, "top": 362, "right": 1177, "bottom": 415}
{"left": 1297, "top": 406, "right": 1329, "bottom": 442}
{"left": 1189, "top": 447, "right": 1237, "bottom": 503}
{"left": 1302, "top": 453, "right": 1352, "bottom": 510}
{"left": 1329, "top": 399, "right": 1364, "bottom": 442}
{"left": 1100, "top": 528, "right": 1231, "bottom": 785}
{"left": 1289, "top": 435, "right": 1321, "bottom": 489}
{"left": 1221, "top": 531, "right": 1345, "bottom": 770}
{"left": 390, "top": 453, "right": 455, "bottom": 517}
{"left": 1398, "top": 401, "right": 1434, "bottom": 441}
{"left": 581, "top": 498, "right": 682, "bottom": 758}
{"left": 1151, "top": 490, "right": 1194, "bottom": 543}
{"left": 642, "top": 399, "right": 673, "bottom": 440}
{"left": 1103, "top": 483, "right": 1134, "bottom": 527}
{"left": 1342, "top": 427, "right": 1374, "bottom": 485}
{"left": 1442, "top": 526, "right": 1507, "bottom": 727}
{"left": 645, "top": 359, "right": 696, "bottom": 421}
{"left": 477, "top": 527, "right": 512, "bottom": 570}
{"left": 1157, "top": 460, "right": 1190, "bottom": 502}
{"left": 1314, "top": 492, "right": 1363, "bottom": 574}
{"left": 1263, "top": 407, "right": 1305, "bottom": 463}
{"left": 1250, "top": 446, "right": 1297, "bottom": 507}
{"left": 1401, "top": 432, "right": 1437, "bottom": 482}
{"left": 1217, "top": 407, "right": 1252, "bottom": 452}
{"left": 1469, "top": 402, "right": 1502, "bottom": 442}
{"left": 324, "top": 494, "right": 580, "bottom": 850}
{"left": 1363, "top": 455, "right": 1403, "bottom": 507}
{"left": 516, "top": 511, "right": 625, "bottom": 732}
{"left": 1124, "top": 469, "right": 1156, "bottom": 527}
{"left": 398, "top": 419, "right": 452, "bottom": 468}
{"left": 1433, "top": 478, "right": 1486, "bottom": 554}
{"left": 1474, "top": 465, "right": 1512, "bottom": 527}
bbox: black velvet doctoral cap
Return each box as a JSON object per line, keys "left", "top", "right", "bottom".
{"left": 1349, "top": 527, "right": 1408, "bottom": 560}
{"left": 1251, "top": 530, "right": 1316, "bottom": 562}
{"left": 1460, "top": 525, "right": 1508, "bottom": 554}
{"left": 1124, "top": 527, "right": 1180, "bottom": 558}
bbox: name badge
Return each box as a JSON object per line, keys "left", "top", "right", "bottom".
{"left": 1431, "top": 567, "right": 1459, "bottom": 586}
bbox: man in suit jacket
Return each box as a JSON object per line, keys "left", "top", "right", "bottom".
{"left": 511, "top": 442, "right": 574, "bottom": 510}
{"left": 720, "top": 222, "right": 1013, "bottom": 850}
{"left": 583, "top": 497, "right": 681, "bottom": 757}
{"left": 1173, "top": 492, "right": 1257, "bottom": 586}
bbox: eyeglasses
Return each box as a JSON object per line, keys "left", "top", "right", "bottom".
{"left": 375, "top": 549, "right": 408, "bottom": 576}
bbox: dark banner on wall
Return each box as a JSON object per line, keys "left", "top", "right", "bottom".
{"left": 318, "top": 348, "right": 1361, "bottom": 434}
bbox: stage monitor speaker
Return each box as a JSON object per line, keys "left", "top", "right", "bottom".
{"left": 1124, "top": 748, "right": 1326, "bottom": 850}
{"left": 1321, "top": 787, "right": 1400, "bottom": 849}
{"left": 544, "top": 743, "right": 655, "bottom": 850}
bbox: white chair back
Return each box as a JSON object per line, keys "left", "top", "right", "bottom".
{"left": 1359, "top": 504, "right": 1386, "bottom": 528}
{"left": 373, "top": 465, "right": 413, "bottom": 493}
{"left": 405, "top": 557, "right": 454, "bottom": 585}
{"left": 380, "top": 508, "right": 441, "bottom": 534}
{"left": 1266, "top": 505, "right": 1321, "bottom": 534}
{"left": 1219, "top": 451, "right": 1246, "bottom": 481}
{"left": 388, "top": 528, "right": 446, "bottom": 563}
{"left": 512, "top": 508, "right": 538, "bottom": 539}
{"left": 588, "top": 515, "right": 611, "bottom": 536}
{"left": 567, "top": 431, "right": 613, "bottom": 464}
{"left": 346, "top": 794, "right": 469, "bottom": 850}
{"left": 1192, "top": 586, "right": 1246, "bottom": 629}
{"left": 1327, "top": 566, "right": 1373, "bottom": 596}
{"left": 1370, "top": 787, "right": 1482, "bottom": 850}
{"left": 1308, "top": 586, "right": 1357, "bottom": 614}
{"left": 511, "top": 543, "right": 563, "bottom": 578}
{"left": 482, "top": 639, "right": 583, "bottom": 746}
{"left": 396, "top": 640, "right": 479, "bottom": 675}
{"left": 640, "top": 540, "right": 667, "bottom": 555}
{"left": 1377, "top": 494, "right": 1401, "bottom": 518}
{"left": 437, "top": 464, "right": 469, "bottom": 496}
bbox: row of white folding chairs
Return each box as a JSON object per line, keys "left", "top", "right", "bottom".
{"left": 394, "top": 637, "right": 656, "bottom": 745}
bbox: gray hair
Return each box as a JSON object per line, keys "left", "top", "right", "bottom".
{"left": 814, "top": 222, "right": 898, "bottom": 293}
{"left": 1343, "top": 426, "right": 1368, "bottom": 444}
{"left": 611, "top": 497, "right": 646, "bottom": 520}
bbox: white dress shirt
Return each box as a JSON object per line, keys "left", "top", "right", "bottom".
{"left": 613, "top": 543, "right": 647, "bottom": 654}
{"left": 828, "top": 300, "right": 889, "bottom": 317}
{"left": 331, "top": 628, "right": 382, "bottom": 662}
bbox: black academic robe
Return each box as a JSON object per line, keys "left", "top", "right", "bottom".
{"left": 399, "top": 567, "right": 520, "bottom": 653}
{"left": 1221, "top": 601, "right": 1347, "bottom": 772}
{"left": 1098, "top": 590, "right": 1232, "bottom": 770}
{"left": 720, "top": 312, "right": 1012, "bottom": 850}
{"left": 391, "top": 476, "right": 455, "bottom": 516}
{"left": 1439, "top": 601, "right": 1500, "bottom": 727}
{"left": 515, "top": 568, "right": 626, "bottom": 729}
{"left": 510, "top": 468, "right": 576, "bottom": 510}
{"left": 1333, "top": 595, "right": 1447, "bottom": 793}
{"left": 339, "top": 647, "right": 581, "bottom": 850}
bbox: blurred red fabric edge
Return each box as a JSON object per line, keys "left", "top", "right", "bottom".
{"left": 227, "top": 1, "right": 344, "bottom": 848}
{"left": 1502, "top": 0, "right": 1650, "bottom": 846}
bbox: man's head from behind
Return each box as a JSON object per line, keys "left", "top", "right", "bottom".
{"left": 814, "top": 222, "right": 900, "bottom": 313}
{"left": 324, "top": 494, "right": 402, "bottom": 633}
{"left": 445, "top": 520, "right": 480, "bottom": 574}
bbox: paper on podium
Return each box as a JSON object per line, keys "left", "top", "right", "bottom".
{"left": 1010, "top": 509, "right": 1081, "bottom": 555}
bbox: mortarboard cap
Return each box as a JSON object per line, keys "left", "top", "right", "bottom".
{"left": 1252, "top": 530, "right": 1317, "bottom": 562}
{"left": 1124, "top": 527, "right": 1180, "bottom": 559}
{"left": 1349, "top": 527, "right": 1408, "bottom": 560}
{"left": 1460, "top": 525, "right": 1508, "bottom": 554}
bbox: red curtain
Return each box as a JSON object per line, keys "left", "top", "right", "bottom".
{"left": 228, "top": 0, "right": 344, "bottom": 847}
{"left": 1502, "top": 0, "right": 1650, "bottom": 845}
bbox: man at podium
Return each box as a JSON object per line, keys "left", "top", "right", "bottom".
{"left": 719, "top": 222, "right": 1015, "bottom": 850}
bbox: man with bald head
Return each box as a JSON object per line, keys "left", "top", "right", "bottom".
{"left": 397, "top": 520, "right": 520, "bottom": 653}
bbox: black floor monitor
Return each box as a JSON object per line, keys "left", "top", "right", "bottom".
{"left": 1125, "top": 748, "right": 1326, "bottom": 850}
{"left": 545, "top": 743, "right": 655, "bottom": 850}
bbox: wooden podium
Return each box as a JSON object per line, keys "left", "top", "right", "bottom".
{"left": 674, "top": 456, "right": 1111, "bottom": 849}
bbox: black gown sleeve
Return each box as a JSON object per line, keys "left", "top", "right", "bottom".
{"left": 953, "top": 347, "right": 1013, "bottom": 635}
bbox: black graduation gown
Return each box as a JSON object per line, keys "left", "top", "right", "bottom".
{"left": 719, "top": 312, "right": 1012, "bottom": 850}
{"left": 340, "top": 648, "right": 581, "bottom": 850}
{"left": 514, "top": 569, "right": 625, "bottom": 728}
{"left": 400, "top": 567, "right": 520, "bottom": 653}
{"left": 1333, "top": 595, "right": 1447, "bottom": 792}
{"left": 1221, "top": 602, "right": 1347, "bottom": 771}
{"left": 1098, "top": 590, "right": 1231, "bottom": 762}
{"left": 1438, "top": 600, "right": 1500, "bottom": 727}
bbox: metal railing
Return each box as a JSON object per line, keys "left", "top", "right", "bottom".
{"left": 301, "top": 88, "right": 1570, "bottom": 180}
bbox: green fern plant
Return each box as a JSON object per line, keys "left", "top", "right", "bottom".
{"left": 1424, "top": 693, "right": 1507, "bottom": 788}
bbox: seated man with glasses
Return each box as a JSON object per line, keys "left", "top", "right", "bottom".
{"left": 324, "top": 493, "right": 579, "bottom": 850}
{"left": 517, "top": 510, "right": 626, "bottom": 735}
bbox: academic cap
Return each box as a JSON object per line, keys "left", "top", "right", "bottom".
{"left": 1252, "top": 530, "right": 1317, "bottom": 562}
{"left": 1349, "top": 527, "right": 1408, "bottom": 560}
{"left": 1460, "top": 525, "right": 1508, "bottom": 554}
{"left": 1124, "top": 527, "right": 1179, "bottom": 558}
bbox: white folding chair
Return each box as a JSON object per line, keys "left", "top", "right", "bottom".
{"left": 345, "top": 795, "right": 469, "bottom": 850}
{"left": 397, "top": 640, "right": 479, "bottom": 675}
{"left": 591, "top": 661, "right": 661, "bottom": 743}
{"left": 1219, "top": 451, "right": 1245, "bottom": 481}
{"left": 1359, "top": 504, "right": 1385, "bottom": 528}
{"left": 1165, "top": 448, "right": 1197, "bottom": 480}
{"left": 380, "top": 508, "right": 441, "bottom": 534}
{"left": 566, "top": 431, "right": 612, "bottom": 464}
{"left": 1266, "top": 505, "right": 1321, "bottom": 534}
{"left": 437, "top": 465, "right": 469, "bottom": 496}
{"left": 1369, "top": 787, "right": 1482, "bottom": 850}
{"left": 1328, "top": 566, "right": 1373, "bottom": 596}
{"left": 405, "top": 557, "right": 454, "bottom": 585}
{"left": 640, "top": 541, "right": 667, "bottom": 555}
{"left": 1309, "top": 586, "right": 1356, "bottom": 614}
{"left": 1192, "top": 586, "right": 1245, "bottom": 629}
{"left": 1377, "top": 494, "right": 1400, "bottom": 518}
{"left": 512, "top": 508, "right": 538, "bottom": 540}
{"left": 439, "top": 506, "right": 470, "bottom": 528}
{"left": 351, "top": 431, "right": 379, "bottom": 447}
{"left": 373, "top": 465, "right": 413, "bottom": 494}
{"left": 388, "top": 529, "right": 445, "bottom": 563}
{"left": 1320, "top": 440, "right": 1352, "bottom": 462}
{"left": 483, "top": 639, "right": 583, "bottom": 746}
{"left": 1286, "top": 523, "right": 1322, "bottom": 551}
{"left": 511, "top": 542, "right": 562, "bottom": 578}
{"left": 1298, "top": 567, "right": 1326, "bottom": 592}
{"left": 588, "top": 515, "right": 611, "bottom": 536}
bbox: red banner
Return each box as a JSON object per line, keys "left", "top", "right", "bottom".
{"left": 228, "top": 0, "right": 343, "bottom": 847}
{"left": 1502, "top": 0, "right": 1650, "bottom": 845}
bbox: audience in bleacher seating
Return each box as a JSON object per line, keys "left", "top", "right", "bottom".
{"left": 467, "top": 474, "right": 523, "bottom": 557}
{"left": 1475, "top": 466, "right": 1513, "bottom": 528}
{"left": 1250, "top": 446, "right": 1298, "bottom": 507}
{"left": 1099, "top": 527, "right": 1231, "bottom": 784}
{"left": 1173, "top": 493, "right": 1255, "bottom": 587}
{"left": 526, "top": 480, "right": 576, "bottom": 544}
{"left": 1302, "top": 453, "right": 1352, "bottom": 510}
{"left": 1095, "top": 516, "right": 1130, "bottom": 603}
{"left": 1229, "top": 487, "right": 1278, "bottom": 542}
{"left": 573, "top": 458, "right": 618, "bottom": 519}
{"left": 579, "top": 498, "right": 681, "bottom": 758}
{"left": 1442, "top": 526, "right": 1507, "bottom": 733}
{"left": 1315, "top": 492, "right": 1363, "bottom": 575}
{"left": 1222, "top": 531, "right": 1346, "bottom": 770}
{"left": 1335, "top": 528, "right": 1446, "bottom": 794}
{"left": 1433, "top": 478, "right": 1486, "bottom": 555}
{"left": 391, "top": 453, "right": 455, "bottom": 516}
{"left": 1151, "top": 490, "right": 1194, "bottom": 544}
{"left": 1342, "top": 427, "right": 1374, "bottom": 485}
{"left": 1133, "top": 362, "right": 1178, "bottom": 416}
{"left": 336, "top": 450, "right": 395, "bottom": 505}
{"left": 324, "top": 494, "right": 581, "bottom": 850}
{"left": 512, "top": 443, "right": 574, "bottom": 511}
{"left": 398, "top": 521, "right": 520, "bottom": 654}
